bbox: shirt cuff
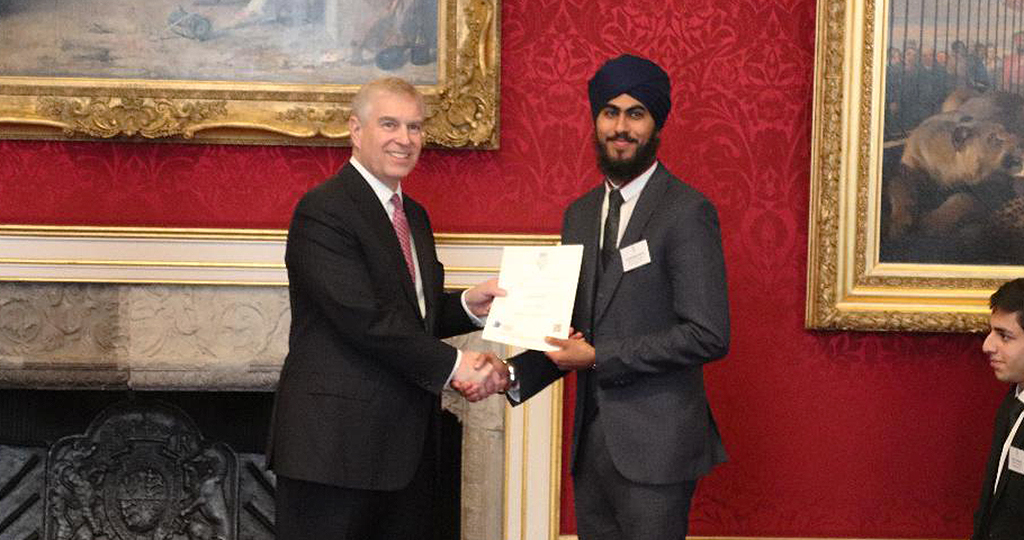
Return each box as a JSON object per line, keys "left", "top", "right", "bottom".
{"left": 461, "top": 289, "right": 487, "bottom": 327}
{"left": 445, "top": 349, "right": 462, "bottom": 389}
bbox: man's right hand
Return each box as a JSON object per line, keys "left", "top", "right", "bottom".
{"left": 452, "top": 351, "right": 509, "bottom": 401}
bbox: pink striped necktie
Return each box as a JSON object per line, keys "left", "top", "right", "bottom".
{"left": 390, "top": 193, "right": 417, "bottom": 283}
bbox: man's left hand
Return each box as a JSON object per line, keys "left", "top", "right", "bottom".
{"left": 464, "top": 277, "right": 506, "bottom": 317}
{"left": 544, "top": 334, "right": 595, "bottom": 371}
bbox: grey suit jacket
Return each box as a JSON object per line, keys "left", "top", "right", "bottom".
{"left": 510, "top": 163, "right": 730, "bottom": 484}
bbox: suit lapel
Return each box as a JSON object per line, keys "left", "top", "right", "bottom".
{"left": 592, "top": 167, "right": 669, "bottom": 325}
{"left": 406, "top": 196, "right": 436, "bottom": 325}
{"left": 619, "top": 164, "right": 669, "bottom": 249}
{"left": 342, "top": 165, "right": 421, "bottom": 316}
{"left": 571, "top": 188, "right": 602, "bottom": 334}
{"left": 990, "top": 391, "right": 1022, "bottom": 507}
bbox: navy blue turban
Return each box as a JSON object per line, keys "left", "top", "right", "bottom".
{"left": 588, "top": 54, "right": 672, "bottom": 129}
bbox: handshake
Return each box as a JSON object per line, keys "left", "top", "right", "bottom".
{"left": 450, "top": 351, "right": 512, "bottom": 402}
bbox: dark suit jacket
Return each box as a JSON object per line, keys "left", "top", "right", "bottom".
{"left": 510, "top": 163, "right": 730, "bottom": 484}
{"left": 266, "top": 162, "right": 477, "bottom": 491}
{"left": 974, "top": 387, "right": 1024, "bottom": 540}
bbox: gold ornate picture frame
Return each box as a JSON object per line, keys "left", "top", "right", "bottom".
{"left": 806, "top": 0, "right": 1024, "bottom": 332}
{"left": 0, "top": 0, "right": 499, "bottom": 148}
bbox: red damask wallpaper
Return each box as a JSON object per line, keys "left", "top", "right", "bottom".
{"left": 0, "top": 0, "right": 1007, "bottom": 537}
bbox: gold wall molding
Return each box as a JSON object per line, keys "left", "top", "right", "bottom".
{"left": 502, "top": 367, "right": 562, "bottom": 540}
{"left": 0, "top": 225, "right": 557, "bottom": 285}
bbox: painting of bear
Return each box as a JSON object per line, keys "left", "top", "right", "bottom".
{"left": 882, "top": 94, "right": 1024, "bottom": 264}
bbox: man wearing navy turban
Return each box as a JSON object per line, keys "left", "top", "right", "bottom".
{"left": 507, "top": 54, "right": 731, "bottom": 540}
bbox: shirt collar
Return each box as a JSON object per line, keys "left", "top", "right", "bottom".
{"left": 605, "top": 160, "right": 658, "bottom": 202}
{"left": 350, "top": 157, "right": 402, "bottom": 206}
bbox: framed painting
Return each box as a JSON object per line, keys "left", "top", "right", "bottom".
{"left": 807, "top": 0, "right": 1024, "bottom": 332}
{"left": 0, "top": 0, "right": 499, "bottom": 148}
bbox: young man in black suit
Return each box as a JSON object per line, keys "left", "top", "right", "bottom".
{"left": 974, "top": 277, "right": 1024, "bottom": 539}
{"left": 267, "top": 77, "right": 507, "bottom": 540}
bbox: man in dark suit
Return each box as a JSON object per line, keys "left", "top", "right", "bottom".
{"left": 506, "top": 54, "right": 730, "bottom": 540}
{"left": 267, "top": 77, "right": 507, "bottom": 540}
{"left": 974, "top": 277, "right": 1024, "bottom": 540}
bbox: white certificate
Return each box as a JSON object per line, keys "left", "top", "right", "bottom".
{"left": 482, "top": 245, "right": 584, "bottom": 351}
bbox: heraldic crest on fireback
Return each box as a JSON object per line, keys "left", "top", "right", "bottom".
{"left": 43, "top": 400, "right": 239, "bottom": 540}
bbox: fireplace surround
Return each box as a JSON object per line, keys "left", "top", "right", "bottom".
{"left": 0, "top": 281, "right": 508, "bottom": 540}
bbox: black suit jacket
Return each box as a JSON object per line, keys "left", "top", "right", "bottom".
{"left": 510, "top": 163, "right": 730, "bottom": 484}
{"left": 266, "top": 163, "right": 477, "bottom": 491}
{"left": 974, "top": 387, "right": 1024, "bottom": 540}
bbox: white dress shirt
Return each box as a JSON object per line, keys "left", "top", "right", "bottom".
{"left": 600, "top": 161, "right": 658, "bottom": 250}
{"left": 994, "top": 384, "right": 1024, "bottom": 493}
{"left": 350, "top": 157, "right": 484, "bottom": 387}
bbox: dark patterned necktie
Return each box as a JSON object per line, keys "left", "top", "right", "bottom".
{"left": 600, "top": 189, "right": 624, "bottom": 271}
{"left": 390, "top": 193, "right": 416, "bottom": 284}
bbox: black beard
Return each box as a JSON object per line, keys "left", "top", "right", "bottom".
{"left": 594, "top": 131, "right": 660, "bottom": 184}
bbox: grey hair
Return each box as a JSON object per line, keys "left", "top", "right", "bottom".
{"left": 351, "top": 77, "right": 426, "bottom": 121}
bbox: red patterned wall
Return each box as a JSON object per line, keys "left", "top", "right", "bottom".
{"left": 0, "top": 0, "right": 1008, "bottom": 537}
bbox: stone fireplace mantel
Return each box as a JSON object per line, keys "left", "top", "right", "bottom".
{"left": 0, "top": 281, "right": 511, "bottom": 540}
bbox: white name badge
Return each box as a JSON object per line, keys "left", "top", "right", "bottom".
{"left": 1010, "top": 446, "right": 1024, "bottom": 475}
{"left": 620, "top": 240, "right": 651, "bottom": 272}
